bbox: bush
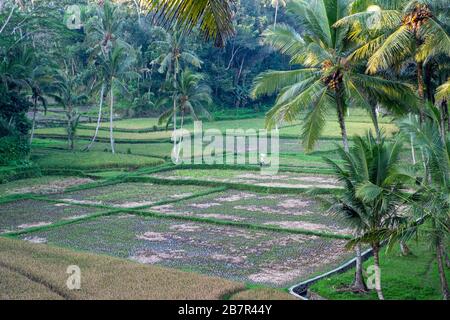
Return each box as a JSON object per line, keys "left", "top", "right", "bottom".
{"left": 0, "top": 135, "right": 30, "bottom": 165}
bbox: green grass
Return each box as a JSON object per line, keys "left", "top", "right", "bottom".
{"left": 309, "top": 240, "right": 450, "bottom": 300}
{"left": 32, "top": 151, "right": 164, "bottom": 170}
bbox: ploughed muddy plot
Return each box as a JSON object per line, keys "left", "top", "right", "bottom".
{"left": 19, "top": 215, "right": 351, "bottom": 287}
{"left": 149, "top": 190, "right": 351, "bottom": 236}
{"left": 151, "top": 169, "right": 341, "bottom": 189}
{"left": 0, "top": 199, "right": 107, "bottom": 234}
{"left": 0, "top": 176, "right": 94, "bottom": 196}
{"left": 48, "top": 183, "right": 213, "bottom": 208}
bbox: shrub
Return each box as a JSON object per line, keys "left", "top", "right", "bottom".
{"left": 0, "top": 135, "right": 30, "bottom": 165}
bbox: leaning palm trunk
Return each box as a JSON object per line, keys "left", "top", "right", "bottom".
{"left": 436, "top": 239, "right": 449, "bottom": 300}
{"left": 86, "top": 84, "right": 105, "bottom": 151}
{"left": 109, "top": 87, "right": 115, "bottom": 154}
{"left": 176, "top": 109, "right": 185, "bottom": 163}
{"left": 274, "top": 4, "right": 279, "bottom": 27}
{"left": 29, "top": 101, "right": 37, "bottom": 144}
{"left": 353, "top": 243, "right": 367, "bottom": 292}
{"left": 372, "top": 243, "right": 384, "bottom": 300}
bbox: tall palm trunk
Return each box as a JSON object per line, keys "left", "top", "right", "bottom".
{"left": 372, "top": 243, "right": 385, "bottom": 300}
{"left": 29, "top": 99, "right": 37, "bottom": 144}
{"left": 109, "top": 86, "right": 115, "bottom": 154}
{"left": 417, "top": 61, "right": 425, "bottom": 123}
{"left": 274, "top": 4, "right": 279, "bottom": 27}
{"left": 86, "top": 84, "right": 105, "bottom": 151}
{"left": 337, "top": 92, "right": 366, "bottom": 291}
{"left": 336, "top": 93, "right": 349, "bottom": 152}
{"left": 371, "top": 104, "right": 381, "bottom": 142}
{"left": 436, "top": 239, "right": 449, "bottom": 300}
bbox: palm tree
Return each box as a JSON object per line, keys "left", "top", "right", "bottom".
{"left": 398, "top": 111, "right": 450, "bottom": 300}
{"left": 436, "top": 78, "right": 450, "bottom": 134}
{"left": 252, "top": 0, "right": 415, "bottom": 152}
{"left": 159, "top": 68, "right": 212, "bottom": 162}
{"left": 271, "top": 0, "right": 286, "bottom": 27}
{"left": 84, "top": 0, "right": 128, "bottom": 152}
{"left": 97, "top": 44, "right": 138, "bottom": 154}
{"left": 251, "top": 0, "right": 415, "bottom": 292}
{"left": 325, "top": 133, "right": 409, "bottom": 299}
{"left": 152, "top": 29, "right": 202, "bottom": 150}
{"left": 143, "top": 0, "right": 235, "bottom": 47}
{"left": 49, "top": 70, "right": 86, "bottom": 150}
{"left": 26, "top": 64, "right": 54, "bottom": 144}
{"left": 335, "top": 0, "right": 450, "bottom": 122}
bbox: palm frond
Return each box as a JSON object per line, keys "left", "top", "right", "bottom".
{"left": 143, "top": 0, "right": 235, "bottom": 47}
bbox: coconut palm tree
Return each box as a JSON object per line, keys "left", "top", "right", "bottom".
{"left": 335, "top": 0, "right": 450, "bottom": 122}
{"left": 159, "top": 68, "right": 212, "bottom": 162}
{"left": 49, "top": 70, "right": 86, "bottom": 150}
{"left": 271, "top": 0, "right": 286, "bottom": 27}
{"left": 325, "top": 132, "right": 410, "bottom": 299}
{"left": 84, "top": 0, "right": 129, "bottom": 152}
{"left": 436, "top": 78, "right": 450, "bottom": 134}
{"left": 152, "top": 29, "right": 202, "bottom": 150}
{"left": 398, "top": 110, "right": 450, "bottom": 300}
{"left": 96, "top": 44, "right": 138, "bottom": 154}
{"left": 252, "top": 0, "right": 416, "bottom": 152}
{"left": 143, "top": 0, "right": 235, "bottom": 47}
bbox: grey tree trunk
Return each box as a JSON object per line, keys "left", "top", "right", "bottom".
{"left": 109, "top": 87, "right": 115, "bottom": 154}
{"left": 436, "top": 239, "right": 449, "bottom": 300}
{"left": 29, "top": 102, "right": 37, "bottom": 144}
{"left": 400, "top": 241, "right": 412, "bottom": 256}
{"left": 371, "top": 104, "right": 381, "bottom": 142}
{"left": 274, "top": 4, "right": 278, "bottom": 27}
{"left": 373, "top": 244, "right": 384, "bottom": 300}
{"left": 86, "top": 84, "right": 105, "bottom": 151}
{"left": 353, "top": 243, "right": 367, "bottom": 292}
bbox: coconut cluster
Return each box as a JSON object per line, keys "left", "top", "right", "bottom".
{"left": 402, "top": 4, "right": 433, "bottom": 32}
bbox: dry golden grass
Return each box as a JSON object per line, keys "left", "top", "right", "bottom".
{"left": 230, "top": 288, "right": 297, "bottom": 300}
{"left": 0, "top": 237, "right": 246, "bottom": 300}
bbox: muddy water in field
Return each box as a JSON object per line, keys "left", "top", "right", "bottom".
{"left": 20, "top": 215, "right": 350, "bottom": 287}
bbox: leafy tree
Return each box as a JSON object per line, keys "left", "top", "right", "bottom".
{"left": 252, "top": 0, "right": 415, "bottom": 151}
{"left": 398, "top": 110, "right": 450, "bottom": 300}
{"left": 49, "top": 70, "right": 87, "bottom": 150}
{"left": 335, "top": 0, "right": 450, "bottom": 122}
{"left": 325, "top": 133, "right": 409, "bottom": 299}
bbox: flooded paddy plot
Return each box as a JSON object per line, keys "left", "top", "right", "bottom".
{"left": 20, "top": 215, "right": 351, "bottom": 287}
{"left": 48, "top": 182, "right": 213, "bottom": 208}
{"left": 0, "top": 176, "right": 94, "bottom": 196}
{"left": 0, "top": 199, "right": 107, "bottom": 234}
{"left": 150, "top": 190, "right": 351, "bottom": 235}
{"left": 152, "top": 169, "right": 341, "bottom": 189}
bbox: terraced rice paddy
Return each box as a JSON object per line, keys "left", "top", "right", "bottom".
{"left": 0, "top": 199, "right": 107, "bottom": 234}
{"left": 149, "top": 190, "right": 351, "bottom": 235}
{"left": 48, "top": 183, "right": 212, "bottom": 208}
{"left": 18, "top": 215, "right": 350, "bottom": 287}
{"left": 151, "top": 169, "right": 342, "bottom": 189}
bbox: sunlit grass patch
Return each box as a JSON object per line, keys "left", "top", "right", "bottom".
{"left": 33, "top": 151, "right": 164, "bottom": 170}
{"left": 19, "top": 215, "right": 351, "bottom": 287}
